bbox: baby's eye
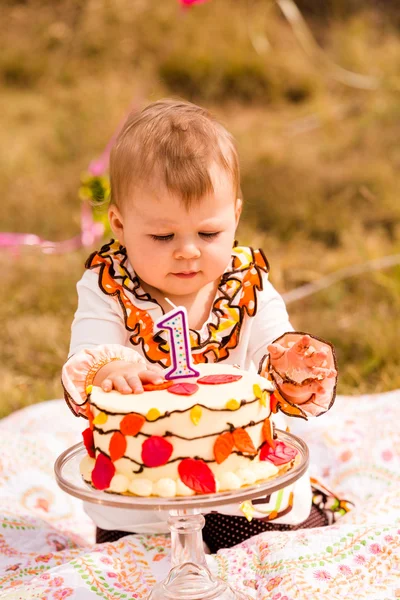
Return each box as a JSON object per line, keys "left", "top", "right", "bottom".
{"left": 150, "top": 234, "right": 174, "bottom": 242}
{"left": 199, "top": 232, "right": 220, "bottom": 239}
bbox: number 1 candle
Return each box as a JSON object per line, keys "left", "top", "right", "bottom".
{"left": 155, "top": 306, "right": 200, "bottom": 380}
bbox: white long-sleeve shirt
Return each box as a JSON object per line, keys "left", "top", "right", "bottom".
{"left": 70, "top": 269, "right": 294, "bottom": 370}
{"left": 64, "top": 242, "right": 314, "bottom": 532}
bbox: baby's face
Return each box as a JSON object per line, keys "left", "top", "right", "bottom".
{"left": 109, "top": 164, "right": 241, "bottom": 300}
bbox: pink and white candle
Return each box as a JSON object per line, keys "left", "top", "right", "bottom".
{"left": 156, "top": 306, "right": 200, "bottom": 380}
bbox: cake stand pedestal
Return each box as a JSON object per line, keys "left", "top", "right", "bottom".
{"left": 55, "top": 430, "right": 309, "bottom": 600}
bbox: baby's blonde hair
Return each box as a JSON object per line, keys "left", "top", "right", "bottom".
{"left": 110, "top": 98, "right": 240, "bottom": 208}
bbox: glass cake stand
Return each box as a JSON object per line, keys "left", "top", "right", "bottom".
{"left": 54, "top": 430, "right": 308, "bottom": 600}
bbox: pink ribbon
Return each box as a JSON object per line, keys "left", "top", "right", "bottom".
{"left": 1, "top": 104, "right": 138, "bottom": 255}
{"left": 0, "top": 203, "right": 104, "bottom": 255}
{"left": 179, "top": 0, "right": 209, "bottom": 5}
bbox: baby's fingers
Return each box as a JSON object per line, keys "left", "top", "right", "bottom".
{"left": 304, "top": 349, "right": 328, "bottom": 368}
{"left": 138, "top": 369, "right": 164, "bottom": 385}
{"left": 287, "top": 335, "right": 312, "bottom": 357}
{"left": 114, "top": 375, "right": 138, "bottom": 394}
{"left": 101, "top": 378, "right": 113, "bottom": 392}
{"left": 311, "top": 366, "right": 337, "bottom": 379}
{"left": 101, "top": 375, "right": 132, "bottom": 393}
{"left": 267, "top": 342, "right": 286, "bottom": 360}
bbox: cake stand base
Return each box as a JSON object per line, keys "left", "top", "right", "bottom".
{"left": 148, "top": 563, "right": 248, "bottom": 600}
{"left": 147, "top": 511, "right": 249, "bottom": 600}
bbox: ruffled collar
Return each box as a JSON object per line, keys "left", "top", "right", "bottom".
{"left": 86, "top": 240, "right": 269, "bottom": 365}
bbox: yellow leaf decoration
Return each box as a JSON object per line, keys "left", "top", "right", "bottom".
{"left": 226, "top": 399, "right": 240, "bottom": 411}
{"left": 253, "top": 384, "right": 262, "bottom": 399}
{"left": 146, "top": 408, "right": 161, "bottom": 421}
{"left": 254, "top": 384, "right": 268, "bottom": 406}
{"left": 190, "top": 405, "right": 202, "bottom": 425}
{"left": 85, "top": 384, "right": 93, "bottom": 395}
{"left": 240, "top": 500, "right": 254, "bottom": 522}
{"left": 92, "top": 411, "right": 108, "bottom": 426}
{"left": 260, "top": 390, "right": 268, "bottom": 407}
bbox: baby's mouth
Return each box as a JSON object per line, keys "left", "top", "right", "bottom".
{"left": 172, "top": 271, "right": 199, "bottom": 279}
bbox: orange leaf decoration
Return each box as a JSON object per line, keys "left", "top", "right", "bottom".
{"left": 86, "top": 407, "right": 94, "bottom": 430}
{"left": 262, "top": 418, "right": 276, "bottom": 450}
{"left": 270, "top": 393, "right": 279, "bottom": 414}
{"left": 120, "top": 413, "right": 146, "bottom": 436}
{"left": 214, "top": 432, "right": 234, "bottom": 464}
{"left": 143, "top": 381, "right": 173, "bottom": 391}
{"left": 109, "top": 432, "right": 127, "bottom": 462}
{"left": 233, "top": 428, "right": 257, "bottom": 455}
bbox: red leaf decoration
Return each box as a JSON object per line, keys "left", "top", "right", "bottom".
{"left": 260, "top": 441, "right": 298, "bottom": 465}
{"left": 233, "top": 428, "right": 257, "bottom": 454}
{"left": 91, "top": 453, "right": 115, "bottom": 490}
{"left": 167, "top": 383, "right": 199, "bottom": 396}
{"left": 214, "top": 432, "right": 234, "bottom": 464}
{"left": 109, "top": 432, "right": 127, "bottom": 462}
{"left": 141, "top": 436, "right": 173, "bottom": 467}
{"left": 82, "top": 427, "right": 95, "bottom": 458}
{"left": 197, "top": 374, "right": 242, "bottom": 385}
{"left": 120, "top": 413, "right": 145, "bottom": 436}
{"left": 259, "top": 443, "right": 269, "bottom": 462}
{"left": 178, "top": 458, "right": 216, "bottom": 494}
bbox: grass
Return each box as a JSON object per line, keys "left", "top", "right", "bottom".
{"left": 1, "top": 0, "right": 400, "bottom": 418}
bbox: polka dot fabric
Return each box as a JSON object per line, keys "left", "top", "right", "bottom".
{"left": 95, "top": 505, "right": 327, "bottom": 548}
{"left": 202, "top": 504, "right": 328, "bottom": 553}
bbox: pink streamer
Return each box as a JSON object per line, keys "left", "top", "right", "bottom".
{"left": 179, "top": 0, "right": 209, "bottom": 5}
{"left": 1, "top": 104, "right": 138, "bottom": 255}
{"left": 0, "top": 203, "right": 104, "bottom": 255}
{"left": 0, "top": 1, "right": 208, "bottom": 256}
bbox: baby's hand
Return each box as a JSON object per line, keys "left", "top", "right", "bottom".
{"left": 266, "top": 333, "right": 337, "bottom": 413}
{"left": 93, "top": 361, "right": 164, "bottom": 394}
{"left": 268, "top": 334, "right": 336, "bottom": 384}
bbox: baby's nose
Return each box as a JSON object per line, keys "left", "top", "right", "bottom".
{"left": 173, "top": 242, "right": 201, "bottom": 260}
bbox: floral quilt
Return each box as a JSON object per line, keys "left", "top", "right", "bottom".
{"left": 0, "top": 391, "right": 399, "bottom": 599}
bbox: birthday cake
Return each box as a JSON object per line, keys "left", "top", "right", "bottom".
{"left": 80, "top": 363, "right": 298, "bottom": 498}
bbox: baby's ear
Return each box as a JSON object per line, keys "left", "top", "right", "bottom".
{"left": 235, "top": 198, "right": 243, "bottom": 225}
{"left": 108, "top": 204, "right": 125, "bottom": 245}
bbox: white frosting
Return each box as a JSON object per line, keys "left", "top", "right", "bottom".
{"left": 80, "top": 455, "right": 95, "bottom": 480}
{"left": 95, "top": 420, "right": 265, "bottom": 468}
{"left": 82, "top": 459, "right": 284, "bottom": 498}
{"left": 108, "top": 473, "right": 130, "bottom": 493}
{"left": 128, "top": 478, "right": 153, "bottom": 496}
{"left": 176, "top": 479, "right": 196, "bottom": 496}
{"left": 85, "top": 363, "right": 281, "bottom": 497}
{"left": 219, "top": 472, "right": 242, "bottom": 491}
{"left": 252, "top": 461, "right": 279, "bottom": 481}
{"left": 153, "top": 478, "right": 177, "bottom": 498}
{"left": 90, "top": 363, "right": 274, "bottom": 414}
{"left": 236, "top": 468, "right": 257, "bottom": 485}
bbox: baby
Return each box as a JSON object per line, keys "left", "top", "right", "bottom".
{"left": 62, "top": 98, "right": 338, "bottom": 550}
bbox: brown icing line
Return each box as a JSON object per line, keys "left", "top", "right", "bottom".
{"left": 89, "top": 393, "right": 272, "bottom": 422}
{"left": 94, "top": 443, "right": 265, "bottom": 474}
{"left": 92, "top": 417, "right": 268, "bottom": 441}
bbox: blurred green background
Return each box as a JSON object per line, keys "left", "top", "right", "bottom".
{"left": 1, "top": 0, "right": 400, "bottom": 418}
